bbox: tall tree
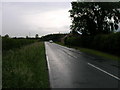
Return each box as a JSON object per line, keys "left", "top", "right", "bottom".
{"left": 69, "top": 2, "right": 120, "bottom": 36}
{"left": 35, "top": 34, "right": 39, "bottom": 39}
{"left": 4, "top": 34, "right": 9, "bottom": 38}
{"left": 26, "top": 36, "right": 29, "bottom": 39}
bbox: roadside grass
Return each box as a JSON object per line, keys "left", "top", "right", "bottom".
{"left": 2, "top": 42, "right": 49, "bottom": 88}
{"left": 55, "top": 42, "right": 120, "bottom": 61}
{"left": 75, "top": 47, "right": 120, "bottom": 61}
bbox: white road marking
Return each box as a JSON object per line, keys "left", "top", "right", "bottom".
{"left": 45, "top": 42, "right": 52, "bottom": 88}
{"left": 45, "top": 42, "right": 51, "bottom": 71}
{"left": 46, "top": 55, "right": 51, "bottom": 71}
{"left": 88, "top": 63, "right": 120, "bottom": 81}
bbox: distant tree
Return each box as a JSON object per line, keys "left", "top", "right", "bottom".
{"left": 40, "top": 33, "right": 67, "bottom": 42}
{"left": 35, "top": 34, "right": 39, "bottom": 39}
{"left": 4, "top": 34, "right": 9, "bottom": 38}
{"left": 13, "top": 37, "right": 17, "bottom": 39}
{"left": 69, "top": 2, "right": 120, "bottom": 36}
{"left": 26, "top": 36, "right": 29, "bottom": 39}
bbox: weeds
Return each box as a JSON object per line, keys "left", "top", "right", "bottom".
{"left": 2, "top": 42, "right": 49, "bottom": 88}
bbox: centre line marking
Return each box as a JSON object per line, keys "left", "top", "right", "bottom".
{"left": 88, "top": 63, "right": 120, "bottom": 80}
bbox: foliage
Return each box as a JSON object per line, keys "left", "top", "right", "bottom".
{"left": 65, "top": 36, "right": 81, "bottom": 46}
{"left": 35, "top": 34, "right": 39, "bottom": 39}
{"left": 2, "top": 42, "right": 49, "bottom": 88}
{"left": 40, "top": 33, "right": 67, "bottom": 42}
{"left": 2, "top": 38, "right": 36, "bottom": 51}
{"left": 92, "top": 32, "right": 120, "bottom": 55}
{"left": 69, "top": 2, "right": 120, "bottom": 35}
{"left": 4, "top": 34, "right": 9, "bottom": 38}
{"left": 65, "top": 32, "right": 120, "bottom": 56}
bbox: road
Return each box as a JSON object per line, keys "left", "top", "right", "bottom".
{"left": 45, "top": 42, "right": 120, "bottom": 88}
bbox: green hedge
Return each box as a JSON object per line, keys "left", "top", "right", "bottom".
{"left": 65, "top": 36, "right": 81, "bottom": 46}
{"left": 65, "top": 35, "right": 93, "bottom": 47}
{"left": 65, "top": 32, "right": 120, "bottom": 56}
{"left": 92, "top": 32, "right": 120, "bottom": 55}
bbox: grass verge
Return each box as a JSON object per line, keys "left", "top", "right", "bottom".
{"left": 75, "top": 47, "right": 120, "bottom": 61}
{"left": 55, "top": 42, "right": 120, "bottom": 61}
{"left": 3, "top": 42, "right": 49, "bottom": 88}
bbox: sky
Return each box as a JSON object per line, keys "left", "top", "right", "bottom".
{"left": 1, "top": 0, "right": 120, "bottom": 37}
{"left": 2, "top": 2, "right": 72, "bottom": 37}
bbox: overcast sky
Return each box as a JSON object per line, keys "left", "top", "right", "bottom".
{"left": 1, "top": 0, "right": 120, "bottom": 37}
{"left": 2, "top": 2, "right": 72, "bottom": 37}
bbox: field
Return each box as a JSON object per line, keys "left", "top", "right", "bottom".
{"left": 2, "top": 38, "right": 36, "bottom": 51}
{"left": 2, "top": 38, "right": 49, "bottom": 88}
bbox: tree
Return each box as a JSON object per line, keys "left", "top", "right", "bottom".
{"left": 4, "top": 34, "right": 9, "bottom": 38}
{"left": 69, "top": 2, "right": 120, "bottom": 36}
{"left": 26, "top": 36, "right": 29, "bottom": 39}
{"left": 35, "top": 34, "right": 39, "bottom": 39}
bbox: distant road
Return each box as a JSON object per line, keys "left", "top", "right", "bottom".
{"left": 45, "top": 42, "right": 120, "bottom": 88}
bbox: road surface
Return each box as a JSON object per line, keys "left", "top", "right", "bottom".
{"left": 45, "top": 42, "right": 120, "bottom": 88}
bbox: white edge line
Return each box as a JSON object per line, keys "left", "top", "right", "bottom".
{"left": 46, "top": 55, "right": 51, "bottom": 72}
{"left": 45, "top": 42, "right": 51, "bottom": 72}
{"left": 88, "top": 63, "right": 120, "bottom": 81}
{"left": 45, "top": 42, "right": 52, "bottom": 88}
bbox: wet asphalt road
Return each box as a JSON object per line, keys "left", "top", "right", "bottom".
{"left": 45, "top": 42, "right": 120, "bottom": 88}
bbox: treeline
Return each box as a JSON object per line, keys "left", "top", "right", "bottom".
{"left": 40, "top": 33, "right": 67, "bottom": 42}
{"left": 2, "top": 33, "right": 67, "bottom": 51}
{"left": 65, "top": 32, "right": 120, "bottom": 56}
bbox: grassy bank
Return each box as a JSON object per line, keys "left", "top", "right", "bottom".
{"left": 75, "top": 47, "right": 120, "bottom": 61}
{"left": 3, "top": 42, "right": 49, "bottom": 88}
{"left": 56, "top": 42, "right": 120, "bottom": 61}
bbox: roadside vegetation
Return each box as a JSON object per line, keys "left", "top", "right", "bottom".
{"left": 2, "top": 37, "right": 36, "bottom": 51}
{"left": 76, "top": 47, "right": 120, "bottom": 61}
{"left": 56, "top": 41, "right": 120, "bottom": 61}
{"left": 59, "top": 2, "right": 120, "bottom": 60}
{"left": 52, "top": 2, "right": 120, "bottom": 61}
{"left": 40, "top": 33, "right": 67, "bottom": 42}
{"left": 2, "top": 37, "right": 49, "bottom": 88}
{"left": 64, "top": 32, "right": 120, "bottom": 57}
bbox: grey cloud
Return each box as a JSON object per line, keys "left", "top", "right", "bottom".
{"left": 2, "top": 2, "right": 71, "bottom": 37}
{"left": 2, "top": 0, "right": 74, "bottom": 2}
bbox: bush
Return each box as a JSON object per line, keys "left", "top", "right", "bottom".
{"left": 64, "top": 32, "right": 120, "bottom": 56}
{"left": 92, "top": 32, "right": 120, "bottom": 55}
{"left": 65, "top": 35, "right": 93, "bottom": 47}
{"left": 65, "top": 36, "right": 82, "bottom": 46}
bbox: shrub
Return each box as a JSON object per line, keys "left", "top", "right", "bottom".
{"left": 64, "top": 32, "right": 120, "bottom": 56}
{"left": 92, "top": 32, "right": 120, "bottom": 55}
{"left": 65, "top": 36, "right": 82, "bottom": 46}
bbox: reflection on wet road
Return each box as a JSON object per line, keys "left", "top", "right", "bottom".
{"left": 45, "top": 42, "right": 119, "bottom": 88}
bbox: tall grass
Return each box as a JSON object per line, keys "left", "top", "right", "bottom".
{"left": 2, "top": 42, "right": 49, "bottom": 88}
{"left": 2, "top": 38, "right": 36, "bottom": 51}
